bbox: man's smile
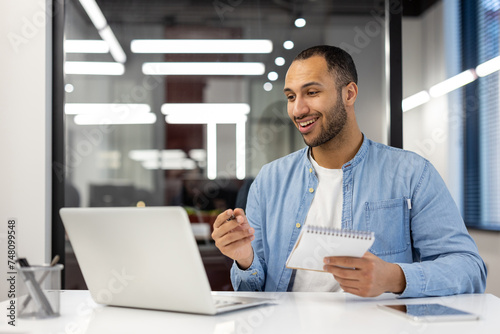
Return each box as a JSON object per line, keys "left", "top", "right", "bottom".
{"left": 296, "top": 116, "right": 319, "bottom": 133}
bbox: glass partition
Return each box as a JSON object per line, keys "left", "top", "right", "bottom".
{"left": 63, "top": 0, "right": 389, "bottom": 289}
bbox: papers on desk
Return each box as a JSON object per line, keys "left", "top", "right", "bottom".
{"left": 286, "top": 225, "right": 375, "bottom": 272}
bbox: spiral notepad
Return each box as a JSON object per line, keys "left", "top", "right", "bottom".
{"left": 286, "top": 225, "right": 375, "bottom": 272}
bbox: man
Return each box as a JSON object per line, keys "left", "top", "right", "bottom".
{"left": 211, "top": 45, "right": 487, "bottom": 297}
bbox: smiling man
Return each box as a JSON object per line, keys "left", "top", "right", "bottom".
{"left": 212, "top": 45, "right": 487, "bottom": 297}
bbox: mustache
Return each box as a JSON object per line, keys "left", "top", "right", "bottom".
{"left": 294, "top": 114, "right": 321, "bottom": 121}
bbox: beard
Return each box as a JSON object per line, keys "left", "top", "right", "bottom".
{"left": 301, "top": 93, "right": 347, "bottom": 148}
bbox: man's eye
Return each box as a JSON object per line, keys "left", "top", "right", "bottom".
{"left": 308, "top": 91, "right": 318, "bottom": 96}
{"left": 287, "top": 95, "right": 295, "bottom": 101}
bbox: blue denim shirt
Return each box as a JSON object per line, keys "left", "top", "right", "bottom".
{"left": 231, "top": 136, "right": 487, "bottom": 298}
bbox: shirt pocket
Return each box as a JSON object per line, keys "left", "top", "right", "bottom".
{"left": 364, "top": 197, "right": 410, "bottom": 256}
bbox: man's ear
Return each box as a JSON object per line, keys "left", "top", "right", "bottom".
{"left": 344, "top": 82, "right": 358, "bottom": 106}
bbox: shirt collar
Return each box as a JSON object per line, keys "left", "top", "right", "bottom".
{"left": 301, "top": 134, "right": 370, "bottom": 171}
{"left": 342, "top": 133, "right": 369, "bottom": 170}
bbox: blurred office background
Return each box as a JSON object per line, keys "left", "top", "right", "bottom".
{"left": 61, "top": 0, "right": 391, "bottom": 291}
{"left": 1, "top": 0, "right": 500, "bottom": 297}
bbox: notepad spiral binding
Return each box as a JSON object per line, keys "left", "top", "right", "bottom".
{"left": 305, "top": 225, "right": 374, "bottom": 240}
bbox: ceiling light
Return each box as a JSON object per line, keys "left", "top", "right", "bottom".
{"left": 165, "top": 114, "right": 247, "bottom": 124}
{"left": 65, "top": 103, "right": 150, "bottom": 115}
{"left": 65, "top": 84, "right": 75, "bottom": 93}
{"left": 129, "top": 149, "right": 198, "bottom": 170}
{"left": 142, "top": 62, "right": 265, "bottom": 76}
{"left": 429, "top": 70, "right": 476, "bottom": 97}
{"left": 236, "top": 122, "right": 246, "bottom": 180}
{"left": 295, "top": 18, "right": 306, "bottom": 28}
{"left": 162, "top": 103, "right": 250, "bottom": 124}
{"left": 64, "top": 40, "right": 109, "bottom": 53}
{"left": 141, "top": 159, "right": 196, "bottom": 170}
{"left": 161, "top": 103, "right": 250, "bottom": 114}
{"left": 188, "top": 149, "right": 207, "bottom": 162}
{"left": 275, "top": 57, "right": 285, "bottom": 66}
{"left": 65, "top": 61, "right": 125, "bottom": 75}
{"left": 283, "top": 41, "right": 294, "bottom": 50}
{"left": 129, "top": 149, "right": 187, "bottom": 161}
{"left": 268, "top": 71, "right": 278, "bottom": 81}
{"left": 131, "top": 39, "right": 273, "bottom": 54}
{"left": 162, "top": 103, "right": 249, "bottom": 180}
{"left": 78, "top": 0, "right": 106, "bottom": 30}
{"left": 98, "top": 26, "right": 127, "bottom": 63}
{"left": 476, "top": 56, "right": 500, "bottom": 77}
{"left": 78, "top": 0, "right": 126, "bottom": 63}
{"left": 263, "top": 82, "right": 273, "bottom": 91}
{"left": 74, "top": 113, "right": 156, "bottom": 125}
{"left": 402, "top": 91, "right": 430, "bottom": 112}
{"left": 207, "top": 123, "right": 217, "bottom": 180}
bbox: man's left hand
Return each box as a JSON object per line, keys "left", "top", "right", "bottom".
{"left": 323, "top": 252, "right": 406, "bottom": 297}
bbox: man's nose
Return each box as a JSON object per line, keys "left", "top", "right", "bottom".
{"left": 292, "top": 96, "right": 309, "bottom": 118}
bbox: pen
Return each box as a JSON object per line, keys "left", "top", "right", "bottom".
{"left": 227, "top": 214, "right": 236, "bottom": 222}
{"left": 22, "top": 255, "right": 60, "bottom": 309}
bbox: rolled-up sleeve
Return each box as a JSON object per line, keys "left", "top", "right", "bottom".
{"left": 230, "top": 248, "right": 266, "bottom": 291}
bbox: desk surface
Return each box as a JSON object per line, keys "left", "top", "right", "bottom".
{"left": 2, "top": 291, "right": 500, "bottom": 333}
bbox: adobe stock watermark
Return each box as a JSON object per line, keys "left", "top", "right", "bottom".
{"left": 246, "top": 105, "right": 290, "bottom": 164}
{"left": 235, "top": 302, "right": 276, "bottom": 334}
{"left": 340, "top": 1, "right": 403, "bottom": 55}
{"left": 54, "top": 267, "right": 134, "bottom": 334}
{"left": 295, "top": 235, "right": 340, "bottom": 270}
{"left": 192, "top": 102, "right": 289, "bottom": 208}
{"left": 411, "top": 92, "right": 480, "bottom": 158}
{"left": 93, "top": 268, "right": 135, "bottom": 304}
{"left": 52, "top": 75, "right": 164, "bottom": 183}
{"left": 213, "top": 0, "right": 246, "bottom": 21}
{"left": 7, "top": 0, "right": 64, "bottom": 53}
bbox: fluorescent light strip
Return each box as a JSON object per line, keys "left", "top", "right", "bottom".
{"left": 207, "top": 123, "right": 217, "bottom": 180}
{"left": 65, "top": 103, "right": 150, "bottom": 115}
{"left": 236, "top": 121, "right": 246, "bottom": 180}
{"left": 161, "top": 103, "right": 250, "bottom": 114}
{"left": 476, "top": 56, "right": 500, "bottom": 77}
{"left": 65, "top": 61, "right": 125, "bottom": 75}
{"left": 99, "top": 26, "right": 127, "bottom": 64}
{"left": 65, "top": 40, "right": 109, "bottom": 53}
{"left": 130, "top": 150, "right": 199, "bottom": 170}
{"left": 142, "top": 159, "right": 196, "bottom": 170}
{"left": 129, "top": 149, "right": 187, "bottom": 161}
{"left": 79, "top": 0, "right": 107, "bottom": 30}
{"left": 403, "top": 56, "right": 500, "bottom": 112}
{"left": 165, "top": 114, "right": 247, "bottom": 124}
{"left": 162, "top": 103, "right": 250, "bottom": 124}
{"left": 429, "top": 69, "right": 477, "bottom": 97}
{"left": 402, "top": 91, "right": 431, "bottom": 112}
{"left": 189, "top": 149, "right": 206, "bottom": 162}
{"left": 162, "top": 103, "right": 249, "bottom": 179}
{"left": 74, "top": 113, "right": 156, "bottom": 125}
{"left": 78, "top": 0, "right": 126, "bottom": 63}
{"left": 143, "top": 62, "right": 265, "bottom": 76}
{"left": 131, "top": 39, "right": 273, "bottom": 54}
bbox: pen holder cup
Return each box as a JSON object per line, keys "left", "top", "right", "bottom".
{"left": 17, "top": 264, "right": 64, "bottom": 319}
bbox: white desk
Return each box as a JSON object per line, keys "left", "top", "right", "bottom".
{"left": 2, "top": 291, "right": 500, "bottom": 333}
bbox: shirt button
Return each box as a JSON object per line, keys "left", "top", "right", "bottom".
{"left": 309, "top": 168, "right": 312, "bottom": 173}
{"left": 309, "top": 188, "right": 314, "bottom": 193}
{"left": 252, "top": 271, "right": 258, "bottom": 276}
{"left": 296, "top": 223, "right": 301, "bottom": 228}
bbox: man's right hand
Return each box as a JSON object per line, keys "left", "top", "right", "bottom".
{"left": 211, "top": 208, "right": 255, "bottom": 270}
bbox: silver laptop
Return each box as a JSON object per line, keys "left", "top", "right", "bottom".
{"left": 59, "top": 206, "right": 274, "bottom": 315}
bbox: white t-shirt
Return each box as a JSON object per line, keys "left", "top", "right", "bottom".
{"left": 292, "top": 151, "right": 343, "bottom": 292}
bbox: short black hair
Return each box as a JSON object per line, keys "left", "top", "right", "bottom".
{"left": 294, "top": 45, "right": 358, "bottom": 89}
